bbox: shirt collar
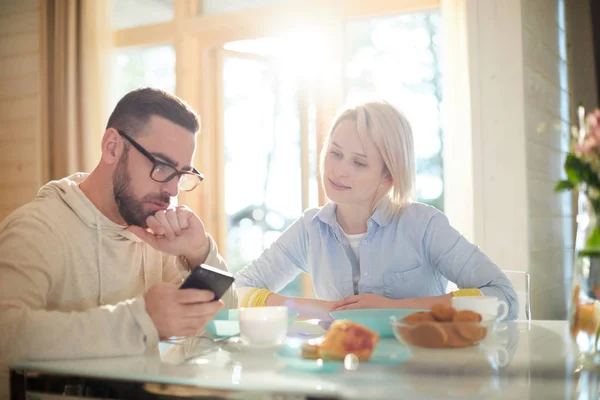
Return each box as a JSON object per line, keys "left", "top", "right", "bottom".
{"left": 312, "top": 198, "right": 394, "bottom": 228}
{"left": 370, "top": 198, "right": 393, "bottom": 227}
{"left": 312, "top": 202, "right": 338, "bottom": 227}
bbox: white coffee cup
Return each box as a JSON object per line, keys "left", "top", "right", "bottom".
{"left": 481, "top": 344, "right": 510, "bottom": 368}
{"left": 452, "top": 296, "right": 509, "bottom": 322}
{"left": 238, "top": 306, "right": 288, "bottom": 346}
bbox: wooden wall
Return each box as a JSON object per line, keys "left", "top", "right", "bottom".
{"left": 0, "top": 0, "right": 43, "bottom": 222}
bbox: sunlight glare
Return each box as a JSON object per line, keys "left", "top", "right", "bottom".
{"left": 277, "top": 28, "right": 331, "bottom": 82}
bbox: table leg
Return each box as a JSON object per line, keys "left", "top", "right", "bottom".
{"left": 9, "top": 369, "right": 25, "bottom": 400}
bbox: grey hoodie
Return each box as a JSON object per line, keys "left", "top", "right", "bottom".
{"left": 0, "top": 173, "right": 236, "bottom": 398}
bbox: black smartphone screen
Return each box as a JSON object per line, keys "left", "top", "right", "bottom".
{"left": 179, "top": 264, "right": 235, "bottom": 300}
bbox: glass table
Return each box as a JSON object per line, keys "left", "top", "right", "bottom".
{"left": 9, "top": 320, "right": 595, "bottom": 399}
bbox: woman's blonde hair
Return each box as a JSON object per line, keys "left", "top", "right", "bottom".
{"left": 319, "top": 100, "right": 416, "bottom": 215}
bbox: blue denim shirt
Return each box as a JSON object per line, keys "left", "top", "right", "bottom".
{"left": 235, "top": 201, "right": 518, "bottom": 320}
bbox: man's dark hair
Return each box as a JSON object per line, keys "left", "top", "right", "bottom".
{"left": 106, "top": 88, "right": 200, "bottom": 137}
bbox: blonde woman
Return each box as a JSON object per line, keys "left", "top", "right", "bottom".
{"left": 235, "top": 101, "right": 518, "bottom": 319}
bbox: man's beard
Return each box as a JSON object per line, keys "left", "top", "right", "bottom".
{"left": 113, "top": 151, "right": 170, "bottom": 227}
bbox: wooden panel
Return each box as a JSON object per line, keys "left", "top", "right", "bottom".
{"left": 529, "top": 248, "right": 573, "bottom": 287}
{"left": 175, "top": 36, "right": 202, "bottom": 214}
{"left": 0, "top": 10, "right": 38, "bottom": 36}
{"left": 523, "top": 67, "right": 567, "bottom": 119}
{"left": 196, "top": 48, "right": 218, "bottom": 235}
{"left": 522, "top": 0, "right": 563, "bottom": 58}
{"left": 0, "top": 162, "right": 37, "bottom": 185}
{"left": 525, "top": 141, "right": 566, "bottom": 182}
{"left": 0, "top": 73, "right": 39, "bottom": 99}
{"left": 0, "top": 137, "right": 38, "bottom": 163}
{"left": 0, "top": 183, "right": 38, "bottom": 208}
{"left": 0, "top": 120, "right": 37, "bottom": 141}
{"left": 0, "top": 96, "right": 39, "bottom": 120}
{"left": 0, "top": 0, "right": 39, "bottom": 16}
{"left": 528, "top": 216, "right": 574, "bottom": 252}
{"left": 213, "top": 49, "right": 226, "bottom": 254}
{"left": 0, "top": 32, "right": 39, "bottom": 57}
{"left": 537, "top": 0, "right": 563, "bottom": 29}
{"left": 0, "top": 0, "right": 42, "bottom": 218}
{"left": 524, "top": 104, "right": 569, "bottom": 152}
{"left": 530, "top": 281, "right": 569, "bottom": 319}
{"left": 114, "top": 22, "right": 176, "bottom": 48}
{"left": 528, "top": 178, "right": 572, "bottom": 218}
{"left": 0, "top": 53, "right": 39, "bottom": 77}
{"left": 523, "top": 26, "right": 564, "bottom": 86}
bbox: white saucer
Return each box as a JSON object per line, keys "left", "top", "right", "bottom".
{"left": 222, "top": 336, "right": 285, "bottom": 351}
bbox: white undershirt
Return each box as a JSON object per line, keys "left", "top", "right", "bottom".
{"left": 343, "top": 231, "right": 365, "bottom": 261}
{"left": 341, "top": 229, "right": 366, "bottom": 292}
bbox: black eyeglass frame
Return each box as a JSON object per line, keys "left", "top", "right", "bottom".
{"left": 116, "top": 129, "right": 204, "bottom": 190}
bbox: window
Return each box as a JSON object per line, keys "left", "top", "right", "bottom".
{"left": 221, "top": 37, "right": 318, "bottom": 296}
{"left": 345, "top": 12, "right": 444, "bottom": 210}
{"left": 110, "top": 1, "right": 444, "bottom": 298}
{"left": 110, "top": 45, "right": 176, "bottom": 112}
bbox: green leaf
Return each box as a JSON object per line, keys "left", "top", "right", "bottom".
{"left": 578, "top": 249, "right": 600, "bottom": 257}
{"left": 564, "top": 153, "right": 600, "bottom": 188}
{"left": 554, "top": 180, "right": 575, "bottom": 192}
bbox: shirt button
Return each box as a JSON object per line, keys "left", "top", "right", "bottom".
{"left": 362, "top": 239, "right": 368, "bottom": 244}
{"left": 363, "top": 272, "right": 369, "bottom": 277}
{"left": 368, "top": 221, "right": 372, "bottom": 227}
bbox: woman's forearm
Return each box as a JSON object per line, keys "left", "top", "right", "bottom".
{"left": 391, "top": 293, "right": 452, "bottom": 309}
{"left": 266, "top": 293, "right": 334, "bottom": 320}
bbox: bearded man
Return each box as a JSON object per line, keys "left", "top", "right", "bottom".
{"left": 0, "top": 88, "right": 237, "bottom": 397}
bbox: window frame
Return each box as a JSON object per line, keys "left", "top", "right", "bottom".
{"left": 112, "top": 0, "right": 442, "bottom": 296}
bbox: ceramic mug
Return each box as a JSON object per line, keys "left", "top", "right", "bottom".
{"left": 482, "top": 344, "right": 510, "bottom": 368}
{"left": 238, "top": 306, "right": 289, "bottom": 346}
{"left": 452, "top": 296, "right": 509, "bottom": 322}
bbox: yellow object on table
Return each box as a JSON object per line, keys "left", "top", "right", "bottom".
{"left": 452, "top": 288, "right": 483, "bottom": 297}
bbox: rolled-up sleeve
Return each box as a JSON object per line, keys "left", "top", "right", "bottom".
{"left": 235, "top": 217, "right": 308, "bottom": 294}
{"left": 423, "top": 211, "right": 519, "bottom": 320}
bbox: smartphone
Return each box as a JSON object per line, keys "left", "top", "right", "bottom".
{"left": 179, "top": 264, "right": 235, "bottom": 300}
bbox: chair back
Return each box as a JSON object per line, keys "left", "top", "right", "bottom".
{"left": 502, "top": 269, "right": 531, "bottom": 322}
{"left": 445, "top": 270, "right": 531, "bottom": 321}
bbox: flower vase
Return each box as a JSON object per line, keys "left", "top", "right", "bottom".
{"left": 571, "top": 191, "right": 600, "bottom": 358}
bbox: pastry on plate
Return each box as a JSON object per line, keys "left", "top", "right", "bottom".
{"left": 318, "top": 320, "right": 380, "bottom": 362}
{"left": 301, "top": 341, "right": 321, "bottom": 360}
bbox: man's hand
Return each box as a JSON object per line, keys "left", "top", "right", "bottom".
{"left": 144, "top": 283, "right": 223, "bottom": 339}
{"left": 127, "top": 205, "right": 210, "bottom": 266}
{"left": 330, "top": 293, "right": 395, "bottom": 311}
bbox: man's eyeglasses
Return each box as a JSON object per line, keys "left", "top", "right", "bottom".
{"left": 117, "top": 129, "right": 204, "bottom": 192}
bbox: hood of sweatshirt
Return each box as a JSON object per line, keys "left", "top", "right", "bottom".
{"left": 36, "top": 173, "right": 142, "bottom": 243}
{"left": 35, "top": 173, "right": 151, "bottom": 304}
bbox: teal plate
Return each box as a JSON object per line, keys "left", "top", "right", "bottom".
{"left": 276, "top": 340, "right": 411, "bottom": 373}
{"left": 205, "top": 309, "right": 300, "bottom": 338}
{"left": 329, "top": 308, "right": 427, "bottom": 338}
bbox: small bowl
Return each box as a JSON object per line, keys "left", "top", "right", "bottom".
{"left": 205, "top": 308, "right": 299, "bottom": 338}
{"left": 390, "top": 316, "right": 492, "bottom": 349}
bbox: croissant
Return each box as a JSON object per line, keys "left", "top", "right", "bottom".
{"left": 317, "top": 320, "right": 379, "bottom": 362}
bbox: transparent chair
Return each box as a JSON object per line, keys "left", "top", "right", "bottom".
{"left": 445, "top": 270, "right": 531, "bottom": 322}
{"left": 502, "top": 270, "right": 532, "bottom": 322}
